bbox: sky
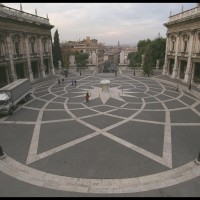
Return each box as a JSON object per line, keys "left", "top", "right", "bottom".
{"left": 3, "top": 2, "right": 197, "bottom": 46}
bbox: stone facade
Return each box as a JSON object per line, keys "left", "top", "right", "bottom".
{"left": 61, "top": 36, "right": 105, "bottom": 72}
{"left": 162, "top": 4, "right": 200, "bottom": 86}
{"left": 0, "top": 4, "right": 55, "bottom": 87}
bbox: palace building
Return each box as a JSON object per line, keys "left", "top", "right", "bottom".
{"left": 162, "top": 3, "right": 200, "bottom": 87}
{"left": 0, "top": 3, "right": 55, "bottom": 87}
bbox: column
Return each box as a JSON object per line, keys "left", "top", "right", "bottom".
{"left": 183, "top": 30, "right": 195, "bottom": 83}
{"left": 24, "top": 33, "right": 33, "bottom": 82}
{"left": 193, "top": 33, "right": 199, "bottom": 53}
{"left": 48, "top": 36, "right": 55, "bottom": 75}
{"left": 5, "top": 32, "right": 17, "bottom": 81}
{"left": 162, "top": 33, "right": 170, "bottom": 75}
{"left": 38, "top": 35, "right": 46, "bottom": 78}
{"left": 171, "top": 33, "right": 180, "bottom": 79}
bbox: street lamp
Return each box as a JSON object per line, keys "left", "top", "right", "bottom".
{"left": 189, "top": 71, "right": 192, "bottom": 91}
{"left": 189, "top": 78, "right": 192, "bottom": 91}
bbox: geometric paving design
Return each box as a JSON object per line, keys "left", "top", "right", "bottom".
{"left": 0, "top": 73, "right": 200, "bottom": 194}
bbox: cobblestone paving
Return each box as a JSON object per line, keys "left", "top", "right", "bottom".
{"left": 0, "top": 73, "right": 200, "bottom": 196}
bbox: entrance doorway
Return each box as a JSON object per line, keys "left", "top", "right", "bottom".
{"left": 15, "top": 63, "right": 25, "bottom": 79}
{"left": 169, "top": 59, "right": 174, "bottom": 75}
{"left": 179, "top": 60, "right": 187, "bottom": 79}
{"left": 44, "top": 59, "right": 49, "bottom": 74}
{"left": 193, "top": 62, "right": 200, "bottom": 83}
{"left": 31, "top": 61, "right": 38, "bottom": 78}
{"left": 0, "top": 65, "right": 7, "bottom": 87}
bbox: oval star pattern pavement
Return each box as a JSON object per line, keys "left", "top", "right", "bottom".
{"left": 0, "top": 73, "right": 200, "bottom": 194}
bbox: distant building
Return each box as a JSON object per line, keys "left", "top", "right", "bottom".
{"left": 62, "top": 36, "right": 104, "bottom": 54}
{"left": 119, "top": 47, "right": 137, "bottom": 66}
{"left": 61, "top": 36, "right": 105, "bottom": 71}
{"left": 0, "top": 3, "right": 55, "bottom": 87}
{"left": 162, "top": 3, "right": 200, "bottom": 86}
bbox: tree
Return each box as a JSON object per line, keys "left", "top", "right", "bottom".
{"left": 60, "top": 43, "right": 73, "bottom": 69}
{"left": 137, "top": 39, "right": 151, "bottom": 55}
{"left": 142, "top": 45, "right": 152, "bottom": 75}
{"left": 103, "top": 60, "right": 112, "bottom": 72}
{"left": 134, "top": 37, "right": 166, "bottom": 75}
{"left": 127, "top": 39, "right": 152, "bottom": 69}
{"left": 148, "top": 38, "right": 166, "bottom": 69}
{"left": 74, "top": 52, "right": 89, "bottom": 69}
{"left": 52, "top": 29, "right": 62, "bottom": 69}
{"left": 127, "top": 52, "right": 140, "bottom": 68}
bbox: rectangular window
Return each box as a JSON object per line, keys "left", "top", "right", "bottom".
{"left": 0, "top": 43, "right": 2, "bottom": 56}
{"left": 43, "top": 43, "right": 46, "bottom": 53}
{"left": 172, "top": 41, "right": 175, "bottom": 52}
{"left": 15, "top": 42, "right": 20, "bottom": 55}
{"left": 184, "top": 41, "right": 187, "bottom": 53}
{"left": 31, "top": 42, "right": 34, "bottom": 54}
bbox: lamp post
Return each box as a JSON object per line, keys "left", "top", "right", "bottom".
{"left": 189, "top": 78, "right": 192, "bottom": 91}
{"left": 0, "top": 145, "right": 6, "bottom": 159}
{"left": 189, "top": 71, "right": 192, "bottom": 91}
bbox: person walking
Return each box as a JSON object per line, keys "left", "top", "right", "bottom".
{"left": 176, "top": 84, "right": 179, "bottom": 92}
{"left": 74, "top": 80, "right": 77, "bottom": 86}
{"left": 58, "top": 79, "right": 60, "bottom": 86}
{"left": 71, "top": 80, "right": 74, "bottom": 85}
{"left": 85, "top": 92, "right": 90, "bottom": 102}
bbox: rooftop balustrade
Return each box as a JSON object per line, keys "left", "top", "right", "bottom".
{"left": 0, "top": 4, "right": 50, "bottom": 25}
{"left": 169, "top": 6, "right": 200, "bottom": 22}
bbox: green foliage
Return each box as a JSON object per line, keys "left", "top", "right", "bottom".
{"left": 74, "top": 52, "right": 89, "bottom": 68}
{"left": 149, "top": 38, "right": 166, "bottom": 68}
{"left": 52, "top": 29, "right": 62, "bottom": 68}
{"left": 130, "top": 37, "right": 166, "bottom": 75}
{"left": 60, "top": 43, "right": 73, "bottom": 68}
{"left": 143, "top": 45, "right": 152, "bottom": 75}
{"left": 137, "top": 39, "right": 151, "bottom": 54}
{"left": 103, "top": 60, "right": 112, "bottom": 71}
{"left": 128, "top": 52, "right": 140, "bottom": 68}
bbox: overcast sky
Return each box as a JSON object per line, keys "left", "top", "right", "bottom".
{"left": 3, "top": 3, "right": 197, "bottom": 46}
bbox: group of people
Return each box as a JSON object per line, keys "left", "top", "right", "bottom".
{"left": 57, "top": 77, "right": 90, "bottom": 102}
{"left": 57, "top": 78, "right": 65, "bottom": 85}
{"left": 71, "top": 80, "right": 77, "bottom": 86}
{"left": 57, "top": 78, "right": 77, "bottom": 86}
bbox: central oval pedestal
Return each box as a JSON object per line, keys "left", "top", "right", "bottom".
{"left": 100, "top": 79, "right": 110, "bottom": 93}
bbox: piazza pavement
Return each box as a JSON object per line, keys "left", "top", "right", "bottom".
{"left": 0, "top": 70, "right": 200, "bottom": 197}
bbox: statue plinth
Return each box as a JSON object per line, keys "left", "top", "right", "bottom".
{"left": 101, "top": 79, "right": 110, "bottom": 93}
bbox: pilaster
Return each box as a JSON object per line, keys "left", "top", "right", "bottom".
{"left": 5, "top": 32, "right": 17, "bottom": 81}
{"left": 171, "top": 32, "right": 180, "bottom": 79}
{"left": 38, "top": 34, "right": 46, "bottom": 78}
{"left": 183, "top": 30, "right": 195, "bottom": 83}
{"left": 48, "top": 35, "right": 55, "bottom": 75}
{"left": 24, "top": 33, "right": 33, "bottom": 82}
{"left": 162, "top": 33, "right": 170, "bottom": 75}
